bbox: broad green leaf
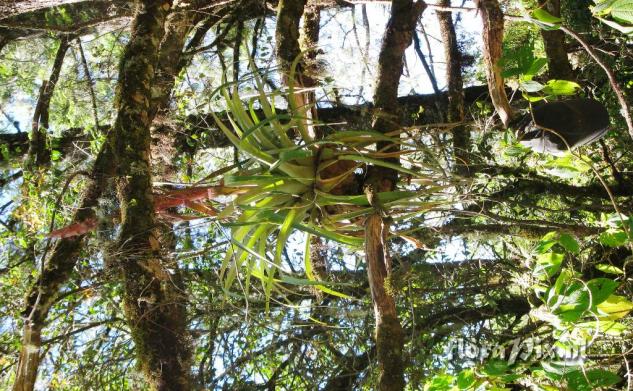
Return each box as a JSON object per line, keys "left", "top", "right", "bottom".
{"left": 424, "top": 373, "right": 454, "bottom": 391}
{"left": 530, "top": 8, "right": 562, "bottom": 30}
{"left": 599, "top": 230, "right": 628, "bottom": 247}
{"left": 503, "top": 143, "right": 531, "bottom": 157}
{"left": 550, "top": 270, "right": 568, "bottom": 299}
{"left": 558, "top": 234, "right": 580, "bottom": 254}
{"left": 586, "top": 278, "right": 619, "bottom": 306}
{"left": 595, "top": 263, "right": 624, "bottom": 274}
{"left": 597, "top": 294, "right": 633, "bottom": 319}
{"left": 592, "top": 0, "right": 617, "bottom": 15}
{"left": 456, "top": 369, "right": 475, "bottom": 390}
{"left": 523, "top": 94, "right": 547, "bottom": 102}
{"left": 532, "top": 8, "right": 563, "bottom": 24}
{"left": 543, "top": 80, "right": 580, "bottom": 96}
{"left": 578, "top": 320, "right": 627, "bottom": 335}
{"left": 520, "top": 80, "right": 545, "bottom": 93}
{"left": 482, "top": 359, "right": 508, "bottom": 377}
{"left": 565, "top": 369, "right": 620, "bottom": 391}
{"left": 535, "top": 231, "right": 559, "bottom": 254}
{"left": 541, "top": 361, "right": 579, "bottom": 379}
{"left": 611, "top": 0, "right": 633, "bottom": 24}
{"left": 597, "top": 16, "right": 633, "bottom": 32}
{"left": 535, "top": 252, "right": 564, "bottom": 279}
{"left": 544, "top": 154, "right": 591, "bottom": 174}
{"left": 525, "top": 57, "right": 548, "bottom": 77}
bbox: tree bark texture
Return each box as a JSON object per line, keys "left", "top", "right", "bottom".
{"left": 478, "top": 0, "right": 513, "bottom": 127}
{"left": 366, "top": 1, "right": 425, "bottom": 390}
{"left": 110, "top": 1, "right": 193, "bottom": 390}
{"left": 275, "top": 0, "right": 323, "bottom": 140}
{"left": 275, "top": 0, "right": 307, "bottom": 72}
{"left": 150, "top": 2, "right": 202, "bottom": 120}
{"left": 365, "top": 213, "right": 405, "bottom": 391}
{"left": 436, "top": 0, "right": 469, "bottom": 175}
{"left": 538, "top": 0, "right": 574, "bottom": 80}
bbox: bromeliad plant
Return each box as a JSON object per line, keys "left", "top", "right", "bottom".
{"left": 211, "top": 62, "right": 449, "bottom": 302}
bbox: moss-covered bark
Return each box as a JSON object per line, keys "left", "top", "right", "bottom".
{"left": 275, "top": 0, "right": 307, "bottom": 72}
{"left": 110, "top": 1, "right": 192, "bottom": 389}
{"left": 372, "top": 0, "right": 425, "bottom": 174}
{"left": 366, "top": 1, "right": 425, "bottom": 390}
{"left": 13, "top": 142, "right": 114, "bottom": 391}
{"left": 300, "top": 0, "right": 321, "bottom": 82}
{"left": 150, "top": 1, "right": 208, "bottom": 121}
{"left": 365, "top": 213, "right": 405, "bottom": 391}
{"left": 275, "top": 0, "right": 321, "bottom": 140}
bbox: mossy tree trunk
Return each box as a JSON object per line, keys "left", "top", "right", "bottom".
{"left": 148, "top": 0, "right": 212, "bottom": 178}
{"left": 110, "top": 1, "right": 192, "bottom": 390}
{"left": 436, "top": 0, "right": 469, "bottom": 175}
{"left": 366, "top": 1, "right": 425, "bottom": 390}
{"left": 13, "top": 32, "right": 91, "bottom": 391}
{"left": 13, "top": 143, "right": 115, "bottom": 391}
{"left": 275, "top": 0, "right": 322, "bottom": 139}
{"left": 275, "top": 0, "right": 307, "bottom": 75}
{"left": 13, "top": 1, "right": 202, "bottom": 389}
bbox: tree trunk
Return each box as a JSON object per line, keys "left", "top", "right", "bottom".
{"left": 367, "top": 1, "right": 425, "bottom": 389}
{"left": 538, "top": 0, "right": 574, "bottom": 80}
{"left": 26, "top": 35, "right": 71, "bottom": 169}
{"left": 365, "top": 213, "right": 406, "bottom": 391}
{"left": 275, "top": 0, "right": 322, "bottom": 141}
{"left": 436, "top": 0, "right": 469, "bottom": 175}
{"left": 13, "top": 143, "right": 114, "bottom": 391}
{"left": 111, "top": 1, "right": 192, "bottom": 389}
{"left": 478, "top": 0, "right": 514, "bottom": 127}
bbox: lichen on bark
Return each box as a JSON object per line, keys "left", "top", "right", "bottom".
{"left": 365, "top": 1, "right": 425, "bottom": 390}
{"left": 110, "top": 1, "right": 193, "bottom": 389}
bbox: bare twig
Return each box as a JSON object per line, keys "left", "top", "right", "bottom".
{"left": 559, "top": 26, "right": 633, "bottom": 140}
{"left": 76, "top": 38, "right": 100, "bottom": 129}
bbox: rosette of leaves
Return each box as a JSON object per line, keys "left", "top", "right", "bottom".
{"left": 211, "top": 62, "right": 447, "bottom": 304}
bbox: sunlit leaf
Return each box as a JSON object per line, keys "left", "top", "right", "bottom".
{"left": 595, "top": 263, "right": 624, "bottom": 274}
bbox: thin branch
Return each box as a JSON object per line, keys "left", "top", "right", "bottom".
{"left": 559, "top": 25, "right": 633, "bottom": 139}
{"left": 76, "top": 37, "right": 100, "bottom": 129}
{"left": 412, "top": 28, "right": 440, "bottom": 96}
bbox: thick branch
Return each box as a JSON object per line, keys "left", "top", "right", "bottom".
{"left": 478, "top": 0, "right": 513, "bottom": 127}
